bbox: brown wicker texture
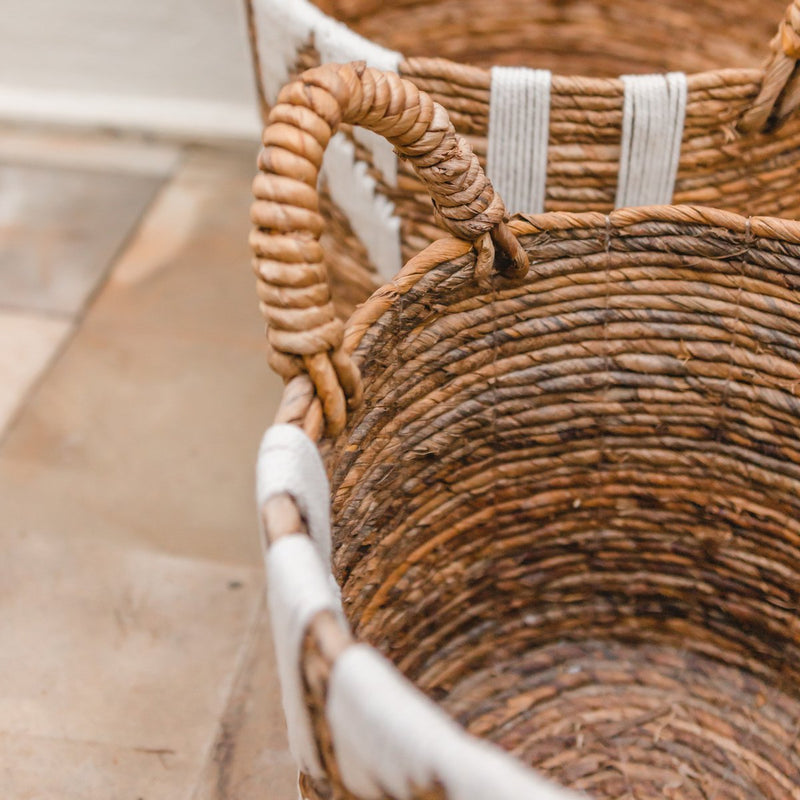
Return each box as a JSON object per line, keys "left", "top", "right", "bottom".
{"left": 255, "top": 63, "right": 800, "bottom": 800}
{"left": 247, "top": 0, "right": 800, "bottom": 317}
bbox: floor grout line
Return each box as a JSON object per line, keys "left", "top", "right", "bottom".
{"left": 187, "top": 590, "right": 269, "bottom": 800}
{"left": 0, "top": 305, "right": 74, "bottom": 321}
{"left": 0, "top": 321, "right": 73, "bottom": 449}
{"left": 0, "top": 146, "right": 187, "bottom": 449}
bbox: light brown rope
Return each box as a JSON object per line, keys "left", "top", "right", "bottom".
{"left": 251, "top": 61, "right": 527, "bottom": 434}
{"left": 739, "top": 0, "right": 800, "bottom": 131}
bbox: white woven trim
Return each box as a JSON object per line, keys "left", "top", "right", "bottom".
{"left": 327, "top": 645, "right": 580, "bottom": 800}
{"left": 312, "top": 7, "right": 400, "bottom": 76}
{"left": 250, "top": 0, "right": 400, "bottom": 186}
{"left": 314, "top": 13, "right": 400, "bottom": 191}
{"left": 251, "top": 0, "right": 400, "bottom": 106}
{"left": 615, "top": 72, "right": 687, "bottom": 208}
{"left": 256, "top": 424, "right": 332, "bottom": 565}
{"left": 323, "top": 133, "right": 403, "bottom": 282}
{"left": 353, "top": 127, "right": 398, "bottom": 189}
{"left": 251, "top": 0, "right": 402, "bottom": 280}
{"left": 267, "top": 535, "right": 343, "bottom": 777}
{"left": 487, "top": 67, "right": 551, "bottom": 215}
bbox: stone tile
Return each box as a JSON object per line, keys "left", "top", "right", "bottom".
{"left": 0, "top": 161, "right": 162, "bottom": 315}
{"left": 0, "top": 529, "right": 263, "bottom": 798}
{"left": 193, "top": 606, "right": 297, "bottom": 800}
{"left": 0, "top": 145, "right": 284, "bottom": 565}
{"left": 108, "top": 148, "right": 239, "bottom": 290}
{"left": 0, "top": 140, "right": 293, "bottom": 799}
{"left": 0, "top": 732, "right": 198, "bottom": 800}
{"left": 0, "top": 309, "right": 71, "bottom": 439}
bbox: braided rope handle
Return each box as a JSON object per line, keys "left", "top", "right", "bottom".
{"left": 740, "top": 0, "right": 800, "bottom": 131}
{"left": 251, "top": 62, "right": 527, "bottom": 435}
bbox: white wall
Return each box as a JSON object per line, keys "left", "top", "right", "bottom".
{"left": 0, "top": 0, "right": 262, "bottom": 140}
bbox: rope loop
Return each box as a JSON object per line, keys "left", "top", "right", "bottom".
{"left": 252, "top": 62, "right": 526, "bottom": 434}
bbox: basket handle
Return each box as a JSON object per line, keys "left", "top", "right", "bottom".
{"left": 741, "top": 0, "right": 800, "bottom": 131}
{"left": 251, "top": 61, "right": 527, "bottom": 435}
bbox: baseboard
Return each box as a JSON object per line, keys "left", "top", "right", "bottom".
{"left": 0, "top": 84, "right": 262, "bottom": 142}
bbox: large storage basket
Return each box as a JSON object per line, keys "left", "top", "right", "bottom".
{"left": 253, "top": 63, "right": 800, "bottom": 800}
{"left": 246, "top": 0, "right": 800, "bottom": 317}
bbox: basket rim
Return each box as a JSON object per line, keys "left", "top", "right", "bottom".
{"left": 246, "top": 0, "right": 800, "bottom": 134}
{"left": 403, "top": 56, "right": 765, "bottom": 94}
{"left": 275, "top": 203, "right": 800, "bottom": 442}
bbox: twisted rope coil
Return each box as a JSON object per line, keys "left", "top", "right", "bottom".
{"left": 740, "top": 0, "right": 800, "bottom": 131}
{"left": 252, "top": 62, "right": 526, "bottom": 434}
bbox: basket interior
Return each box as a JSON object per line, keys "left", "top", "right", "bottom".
{"left": 327, "top": 218, "right": 800, "bottom": 798}
{"left": 315, "top": 0, "right": 786, "bottom": 75}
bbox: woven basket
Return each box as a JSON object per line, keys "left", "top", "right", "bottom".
{"left": 252, "top": 63, "right": 800, "bottom": 799}
{"left": 246, "top": 0, "right": 800, "bottom": 318}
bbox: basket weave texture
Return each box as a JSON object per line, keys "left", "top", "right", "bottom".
{"left": 254, "top": 63, "right": 800, "bottom": 800}
{"left": 247, "top": 0, "right": 800, "bottom": 317}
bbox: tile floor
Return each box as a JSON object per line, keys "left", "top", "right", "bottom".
{"left": 0, "top": 124, "right": 295, "bottom": 799}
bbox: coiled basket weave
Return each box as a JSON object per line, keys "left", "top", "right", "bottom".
{"left": 253, "top": 63, "right": 800, "bottom": 800}
{"left": 246, "top": 0, "right": 800, "bottom": 318}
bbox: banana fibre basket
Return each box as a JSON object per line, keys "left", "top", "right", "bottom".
{"left": 252, "top": 63, "right": 800, "bottom": 800}
{"left": 246, "top": 0, "right": 800, "bottom": 318}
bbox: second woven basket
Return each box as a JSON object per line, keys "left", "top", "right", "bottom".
{"left": 247, "top": 0, "right": 800, "bottom": 317}
{"left": 254, "top": 63, "right": 800, "bottom": 800}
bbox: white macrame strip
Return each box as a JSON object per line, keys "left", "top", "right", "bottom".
{"left": 314, "top": 19, "right": 400, "bottom": 190}
{"left": 327, "top": 645, "right": 580, "bottom": 800}
{"left": 353, "top": 127, "right": 399, "bottom": 190}
{"left": 487, "top": 67, "right": 551, "bottom": 214}
{"left": 323, "top": 133, "right": 403, "bottom": 281}
{"left": 615, "top": 72, "right": 687, "bottom": 208}
{"left": 256, "top": 423, "right": 332, "bottom": 565}
{"left": 251, "top": 0, "right": 399, "bottom": 109}
{"left": 267, "top": 534, "right": 343, "bottom": 778}
{"left": 251, "top": 0, "right": 403, "bottom": 280}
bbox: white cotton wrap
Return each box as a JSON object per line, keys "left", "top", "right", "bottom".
{"left": 267, "top": 534, "right": 343, "bottom": 777}
{"left": 250, "top": 0, "right": 400, "bottom": 106}
{"left": 257, "top": 424, "right": 345, "bottom": 776}
{"left": 487, "top": 66, "right": 552, "bottom": 215}
{"left": 327, "top": 645, "right": 581, "bottom": 800}
{"left": 323, "top": 133, "right": 403, "bottom": 281}
{"left": 256, "top": 423, "right": 332, "bottom": 564}
{"left": 615, "top": 72, "right": 687, "bottom": 208}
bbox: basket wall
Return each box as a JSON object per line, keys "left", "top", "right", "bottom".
{"left": 322, "top": 211, "right": 800, "bottom": 799}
